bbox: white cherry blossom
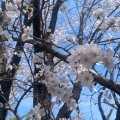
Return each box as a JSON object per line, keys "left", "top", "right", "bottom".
{"left": 102, "top": 55, "right": 115, "bottom": 71}
{"left": 78, "top": 71, "right": 93, "bottom": 87}
{"left": 67, "top": 98, "right": 78, "bottom": 110}
{"left": 13, "top": 0, "right": 21, "bottom": 5}
{"left": 93, "top": 8, "right": 105, "bottom": 19}
{"left": 28, "top": 103, "right": 45, "bottom": 120}
{"left": 107, "top": 46, "right": 114, "bottom": 56}
{"left": 22, "top": 26, "right": 33, "bottom": 41}
{"left": 32, "top": 52, "right": 43, "bottom": 63}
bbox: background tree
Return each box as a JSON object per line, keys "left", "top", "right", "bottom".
{"left": 0, "top": 0, "right": 119, "bottom": 120}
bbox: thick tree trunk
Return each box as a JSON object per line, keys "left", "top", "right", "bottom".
{"left": 32, "top": 0, "right": 51, "bottom": 119}
{"left": 33, "top": 0, "right": 63, "bottom": 119}
{"left": 0, "top": 40, "right": 7, "bottom": 120}
{"left": 0, "top": 7, "right": 6, "bottom": 116}
{"left": 115, "top": 104, "right": 120, "bottom": 120}
{"left": 0, "top": 41, "right": 23, "bottom": 120}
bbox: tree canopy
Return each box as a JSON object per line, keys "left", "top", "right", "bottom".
{"left": 0, "top": 0, "right": 120, "bottom": 120}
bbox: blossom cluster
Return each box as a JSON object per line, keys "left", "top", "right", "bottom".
{"left": 6, "top": 2, "right": 18, "bottom": 18}
{"left": 0, "top": 0, "right": 118, "bottom": 119}
{"left": 67, "top": 43, "right": 104, "bottom": 70}
{"left": 102, "top": 46, "right": 115, "bottom": 71}
{"left": 93, "top": 8, "right": 105, "bottom": 19}
{"left": 44, "top": 71, "right": 78, "bottom": 110}
{"left": 22, "top": 26, "right": 33, "bottom": 41}
{"left": 28, "top": 103, "right": 45, "bottom": 120}
{"left": 67, "top": 43, "right": 115, "bottom": 90}
{"left": 32, "top": 52, "right": 78, "bottom": 111}
{"left": 33, "top": 43, "right": 115, "bottom": 93}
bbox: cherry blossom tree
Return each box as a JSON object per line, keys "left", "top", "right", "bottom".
{"left": 0, "top": 0, "right": 120, "bottom": 120}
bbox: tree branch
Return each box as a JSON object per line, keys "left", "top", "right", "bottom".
{"left": 98, "top": 89, "right": 106, "bottom": 120}
{"left": 90, "top": 70, "right": 120, "bottom": 96}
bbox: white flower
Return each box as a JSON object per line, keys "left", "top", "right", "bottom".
{"left": 56, "top": 88, "right": 65, "bottom": 99}
{"left": 4, "top": 14, "right": 12, "bottom": 24}
{"left": 44, "top": 65, "right": 50, "bottom": 71}
{"left": 46, "top": 28, "right": 51, "bottom": 32}
{"left": 22, "top": 26, "right": 33, "bottom": 41}
{"left": 44, "top": 70, "right": 54, "bottom": 78}
{"left": 101, "top": 90, "right": 108, "bottom": 97}
{"left": 22, "top": 33, "right": 29, "bottom": 41}
{"left": 32, "top": 52, "right": 43, "bottom": 63}
{"left": 89, "top": 43, "right": 104, "bottom": 62}
{"left": 80, "top": 54, "right": 93, "bottom": 69}
{"left": 59, "top": 118, "right": 66, "bottom": 120}
{"left": 6, "top": 2, "right": 13, "bottom": 11}
{"left": 5, "top": 2, "right": 18, "bottom": 18}
{"left": 67, "top": 50, "right": 77, "bottom": 62}
{"left": 13, "top": 0, "right": 21, "bottom": 5}
{"left": 28, "top": 103, "right": 45, "bottom": 120}
{"left": 68, "top": 36, "right": 75, "bottom": 42}
{"left": 63, "top": 85, "right": 72, "bottom": 93}
{"left": 59, "top": 76, "right": 69, "bottom": 85}
{"left": 49, "top": 34, "right": 54, "bottom": 41}
{"left": 47, "top": 85, "right": 57, "bottom": 96}
{"left": 62, "top": 93, "right": 71, "bottom": 101}
{"left": 24, "top": 26, "right": 33, "bottom": 35}
{"left": 78, "top": 71, "right": 93, "bottom": 87}
{"left": 107, "top": 94, "right": 112, "bottom": 100}
{"left": 6, "top": 65, "right": 13, "bottom": 71}
{"left": 39, "top": 108, "right": 45, "bottom": 116}
{"left": 110, "top": 17, "right": 116, "bottom": 24}
{"left": 34, "top": 114, "right": 41, "bottom": 120}
{"left": 103, "top": 98, "right": 109, "bottom": 103}
{"left": 48, "top": 76, "right": 59, "bottom": 85}
{"left": 71, "top": 117, "right": 83, "bottom": 120}
{"left": 6, "top": 11, "right": 18, "bottom": 18}
{"left": 67, "top": 98, "right": 78, "bottom": 110}
{"left": 93, "top": 8, "right": 105, "bottom": 19}
{"left": 4, "top": 33, "right": 13, "bottom": 41}
{"left": 107, "top": 46, "right": 114, "bottom": 56}
{"left": 102, "top": 55, "right": 115, "bottom": 71}
{"left": 68, "top": 43, "right": 104, "bottom": 69}
{"left": 14, "top": 51, "right": 22, "bottom": 57}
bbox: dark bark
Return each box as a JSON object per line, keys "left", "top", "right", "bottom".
{"left": 0, "top": 39, "right": 7, "bottom": 120}
{"left": 90, "top": 70, "right": 120, "bottom": 96}
{"left": 48, "top": 0, "right": 63, "bottom": 34}
{"left": 115, "top": 104, "right": 120, "bottom": 120}
{"left": 0, "top": 42, "right": 23, "bottom": 120}
{"left": 0, "top": 1, "right": 30, "bottom": 118}
{"left": 33, "top": 1, "right": 64, "bottom": 120}
{"left": 33, "top": 0, "right": 41, "bottom": 106}
{"left": 32, "top": 1, "right": 51, "bottom": 120}
{"left": 0, "top": 2, "right": 24, "bottom": 119}
{"left": 98, "top": 91, "right": 106, "bottom": 120}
